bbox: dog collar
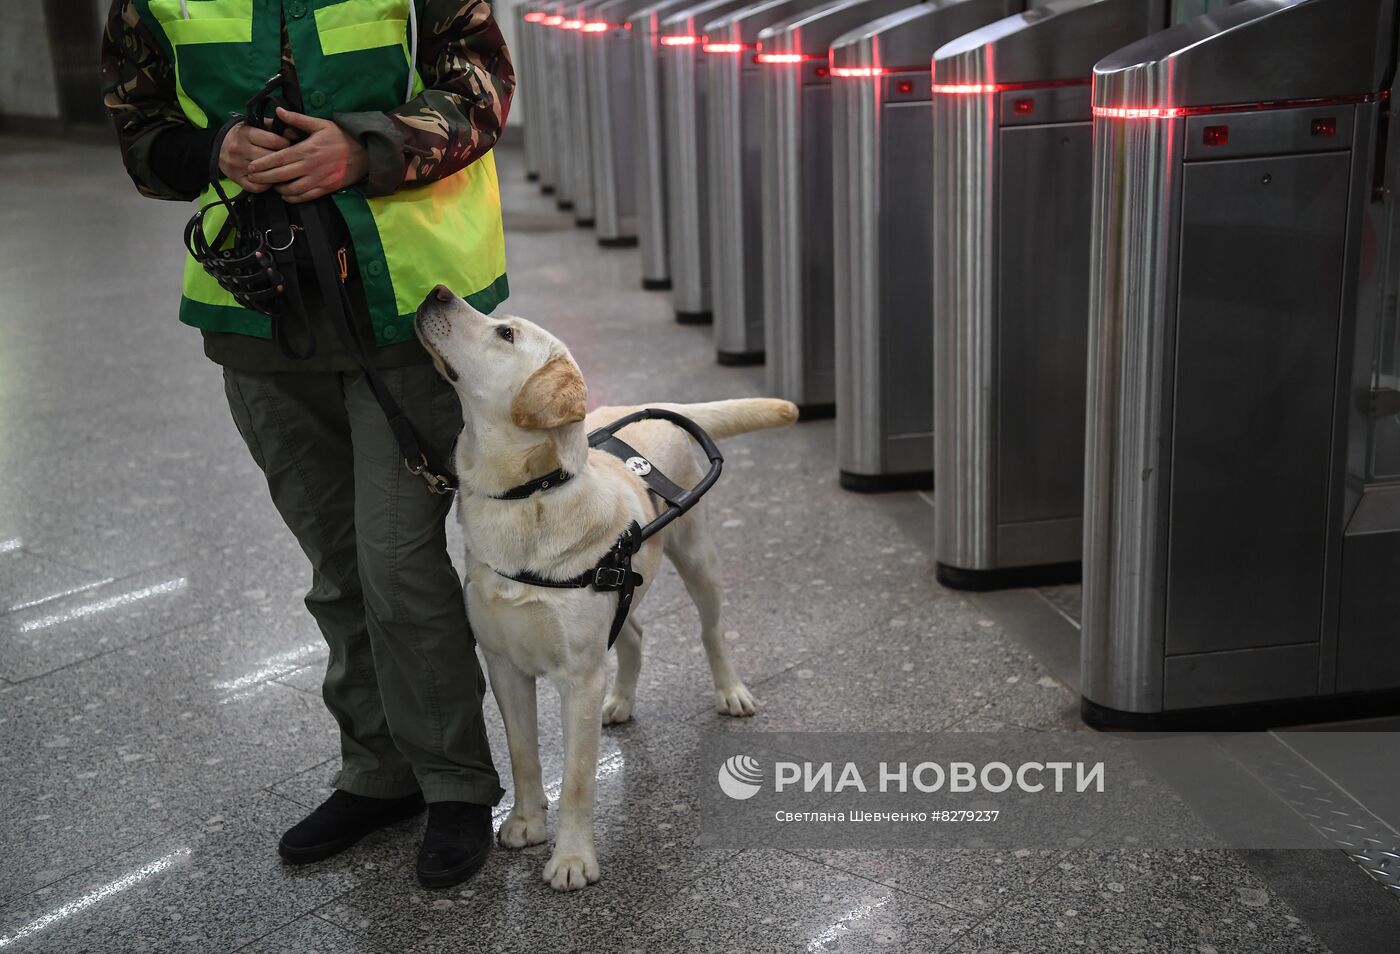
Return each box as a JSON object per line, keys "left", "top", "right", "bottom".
{"left": 490, "top": 468, "right": 574, "bottom": 500}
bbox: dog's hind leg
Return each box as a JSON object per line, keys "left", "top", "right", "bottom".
{"left": 665, "top": 515, "right": 756, "bottom": 717}
{"left": 485, "top": 651, "right": 549, "bottom": 849}
{"left": 602, "top": 617, "right": 642, "bottom": 725}
{"left": 546, "top": 667, "right": 606, "bottom": 890}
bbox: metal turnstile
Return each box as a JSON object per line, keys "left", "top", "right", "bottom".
{"left": 632, "top": 0, "right": 708, "bottom": 289}
{"left": 929, "top": 0, "right": 1168, "bottom": 583}
{"left": 829, "top": 0, "right": 1017, "bottom": 492}
{"left": 521, "top": 2, "right": 560, "bottom": 193}
{"left": 516, "top": 1, "right": 544, "bottom": 182}
{"left": 659, "top": 0, "right": 763, "bottom": 323}
{"left": 706, "top": 0, "right": 839, "bottom": 365}
{"left": 587, "top": 0, "right": 654, "bottom": 246}
{"left": 1082, "top": 0, "right": 1400, "bottom": 728}
{"left": 759, "top": 0, "right": 910, "bottom": 417}
{"left": 563, "top": 0, "right": 606, "bottom": 226}
{"left": 544, "top": 2, "right": 578, "bottom": 210}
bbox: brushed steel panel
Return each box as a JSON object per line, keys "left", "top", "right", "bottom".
{"left": 1165, "top": 151, "right": 1350, "bottom": 656}
{"left": 1182, "top": 105, "right": 1356, "bottom": 162}
{"left": 801, "top": 82, "right": 838, "bottom": 405}
{"left": 996, "top": 516, "right": 1084, "bottom": 566}
{"left": 1080, "top": 113, "right": 1181, "bottom": 714}
{"left": 1163, "top": 643, "right": 1320, "bottom": 709}
{"left": 879, "top": 99, "right": 936, "bottom": 460}
{"left": 995, "top": 121, "right": 1092, "bottom": 534}
{"left": 932, "top": 62, "right": 998, "bottom": 569}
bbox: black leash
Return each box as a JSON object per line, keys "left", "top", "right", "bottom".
{"left": 184, "top": 70, "right": 457, "bottom": 495}
{"left": 488, "top": 408, "right": 724, "bottom": 648}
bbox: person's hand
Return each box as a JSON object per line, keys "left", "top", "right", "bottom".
{"left": 244, "top": 106, "right": 369, "bottom": 204}
{"left": 218, "top": 122, "right": 293, "bottom": 194}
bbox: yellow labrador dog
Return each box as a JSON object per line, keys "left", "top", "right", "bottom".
{"left": 415, "top": 286, "right": 797, "bottom": 891}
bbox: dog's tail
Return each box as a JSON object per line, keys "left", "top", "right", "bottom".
{"left": 595, "top": 399, "right": 799, "bottom": 439}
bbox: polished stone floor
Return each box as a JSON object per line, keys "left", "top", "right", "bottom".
{"left": 0, "top": 136, "right": 1395, "bottom": 953}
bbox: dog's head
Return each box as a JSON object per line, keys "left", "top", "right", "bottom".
{"left": 415, "top": 286, "right": 589, "bottom": 470}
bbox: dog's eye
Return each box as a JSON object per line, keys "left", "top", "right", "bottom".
{"left": 496, "top": 325, "right": 514, "bottom": 343}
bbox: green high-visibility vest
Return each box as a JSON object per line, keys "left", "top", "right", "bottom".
{"left": 135, "top": 0, "right": 509, "bottom": 343}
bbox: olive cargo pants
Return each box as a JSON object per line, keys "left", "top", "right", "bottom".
{"left": 223, "top": 365, "right": 503, "bottom": 806}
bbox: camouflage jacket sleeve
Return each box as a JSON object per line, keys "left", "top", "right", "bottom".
{"left": 101, "top": 0, "right": 208, "bottom": 201}
{"left": 335, "top": 0, "right": 516, "bottom": 197}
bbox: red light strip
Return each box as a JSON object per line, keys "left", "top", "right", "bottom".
{"left": 523, "top": 11, "right": 546, "bottom": 23}
{"left": 1093, "top": 105, "right": 1183, "bottom": 118}
{"left": 830, "top": 65, "right": 926, "bottom": 78}
{"left": 583, "top": 21, "right": 610, "bottom": 32}
{"left": 702, "top": 41, "right": 750, "bottom": 54}
{"left": 755, "top": 52, "right": 816, "bottom": 64}
{"left": 1093, "top": 90, "right": 1386, "bottom": 120}
{"left": 542, "top": 14, "right": 564, "bottom": 26}
{"left": 932, "top": 77, "right": 1090, "bottom": 95}
{"left": 561, "top": 19, "right": 584, "bottom": 29}
{"left": 932, "top": 82, "right": 999, "bottom": 94}
{"left": 660, "top": 34, "right": 698, "bottom": 46}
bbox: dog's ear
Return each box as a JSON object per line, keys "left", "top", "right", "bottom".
{"left": 511, "top": 355, "right": 588, "bottom": 430}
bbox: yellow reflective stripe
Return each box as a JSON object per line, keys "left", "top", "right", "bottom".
{"left": 174, "top": 85, "right": 210, "bottom": 128}
{"left": 148, "top": 0, "right": 252, "bottom": 39}
{"left": 314, "top": 0, "right": 408, "bottom": 32}
{"left": 318, "top": 19, "right": 407, "bottom": 56}
{"left": 367, "top": 156, "right": 507, "bottom": 316}
{"left": 315, "top": 0, "right": 410, "bottom": 54}
{"left": 162, "top": 17, "right": 251, "bottom": 43}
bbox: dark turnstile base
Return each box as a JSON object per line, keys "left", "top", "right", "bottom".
{"left": 1081, "top": 689, "right": 1400, "bottom": 732}
{"left": 675, "top": 310, "right": 712, "bottom": 325}
{"left": 575, "top": 218, "right": 595, "bottom": 228}
{"left": 717, "top": 349, "right": 764, "bottom": 367}
{"left": 526, "top": 171, "right": 539, "bottom": 182}
{"left": 642, "top": 277, "right": 672, "bottom": 291}
{"left": 840, "top": 470, "right": 934, "bottom": 494}
{"left": 557, "top": 200, "right": 574, "bottom": 212}
{"left": 935, "top": 560, "right": 1082, "bottom": 592}
{"left": 598, "top": 236, "right": 639, "bottom": 248}
{"left": 795, "top": 403, "right": 836, "bottom": 421}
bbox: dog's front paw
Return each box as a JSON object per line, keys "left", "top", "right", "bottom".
{"left": 715, "top": 683, "right": 756, "bottom": 717}
{"left": 543, "top": 850, "right": 600, "bottom": 891}
{"left": 601, "top": 691, "right": 634, "bottom": 725}
{"left": 497, "top": 811, "right": 548, "bottom": 849}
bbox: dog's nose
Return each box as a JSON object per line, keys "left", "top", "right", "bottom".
{"left": 433, "top": 284, "right": 454, "bottom": 303}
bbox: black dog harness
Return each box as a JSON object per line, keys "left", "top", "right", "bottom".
{"left": 184, "top": 69, "right": 457, "bottom": 496}
{"left": 487, "top": 408, "right": 724, "bottom": 649}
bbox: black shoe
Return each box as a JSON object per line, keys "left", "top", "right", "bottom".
{"left": 416, "top": 801, "right": 493, "bottom": 889}
{"left": 278, "top": 789, "right": 426, "bottom": 864}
